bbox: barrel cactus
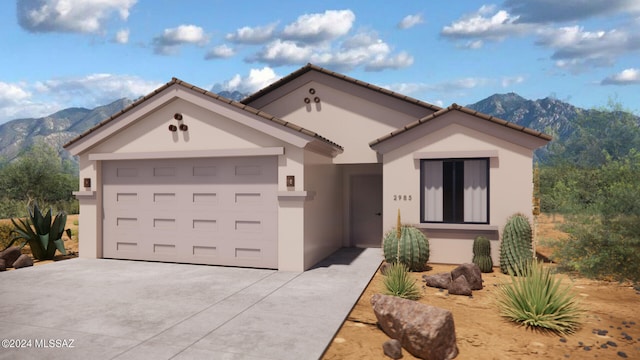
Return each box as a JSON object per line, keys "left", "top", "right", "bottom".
{"left": 499, "top": 213, "right": 533, "bottom": 275}
{"left": 382, "top": 210, "right": 430, "bottom": 271}
{"left": 472, "top": 236, "right": 493, "bottom": 273}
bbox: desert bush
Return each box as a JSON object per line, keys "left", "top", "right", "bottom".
{"left": 495, "top": 261, "right": 583, "bottom": 335}
{"left": 382, "top": 262, "right": 421, "bottom": 300}
{"left": 0, "top": 221, "right": 15, "bottom": 249}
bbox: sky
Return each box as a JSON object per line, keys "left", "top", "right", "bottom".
{"left": 0, "top": 0, "right": 639, "bottom": 124}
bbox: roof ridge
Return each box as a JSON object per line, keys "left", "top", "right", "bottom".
{"left": 241, "top": 63, "right": 441, "bottom": 112}
{"left": 369, "top": 102, "right": 552, "bottom": 147}
{"left": 63, "top": 77, "right": 343, "bottom": 151}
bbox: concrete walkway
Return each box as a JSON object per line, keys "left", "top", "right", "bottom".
{"left": 0, "top": 247, "right": 381, "bottom": 360}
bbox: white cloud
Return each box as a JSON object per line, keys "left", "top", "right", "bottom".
{"left": 225, "top": 23, "right": 277, "bottom": 44}
{"left": 282, "top": 9, "right": 355, "bottom": 43}
{"left": 34, "top": 74, "right": 162, "bottom": 108}
{"left": 602, "top": 68, "right": 640, "bottom": 85}
{"left": 211, "top": 67, "right": 280, "bottom": 94}
{"left": 536, "top": 26, "right": 640, "bottom": 72}
{"left": 17, "top": 0, "right": 137, "bottom": 33}
{"left": 501, "top": 75, "right": 526, "bottom": 87}
{"left": 441, "top": 7, "right": 531, "bottom": 41}
{"left": 114, "top": 28, "right": 129, "bottom": 44}
{"left": 153, "top": 24, "right": 208, "bottom": 55}
{"left": 398, "top": 13, "right": 424, "bottom": 29}
{"left": 366, "top": 51, "right": 414, "bottom": 71}
{"left": 250, "top": 39, "right": 314, "bottom": 66}
{"left": 205, "top": 44, "right": 236, "bottom": 59}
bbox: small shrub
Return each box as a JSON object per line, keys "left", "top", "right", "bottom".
{"left": 383, "top": 262, "right": 421, "bottom": 300}
{"left": 495, "top": 261, "right": 583, "bottom": 334}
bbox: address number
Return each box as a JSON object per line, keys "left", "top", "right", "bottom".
{"left": 393, "top": 195, "right": 412, "bottom": 201}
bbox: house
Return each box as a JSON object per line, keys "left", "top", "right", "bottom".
{"left": 64, "top": 64, "right": 551, "bottom": 271}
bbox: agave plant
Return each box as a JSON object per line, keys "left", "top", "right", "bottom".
{"left": 382, "top": 262, "right": 422, "bottom": 300}
{"left": 495, "top": 260, "right": 583, "bottom": 334}
{"left": 9, "top": 203, "right": 70, "bottom": 261}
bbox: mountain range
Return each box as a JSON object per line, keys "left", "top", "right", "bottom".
{"left": 0, "top": 90, "right": 635, "bottom": 165}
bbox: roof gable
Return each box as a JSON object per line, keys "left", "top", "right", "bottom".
{"left": 63, "top": 78, "right": 342, "bottom": 156}
{"left": 369, "top": 103, "right": 552, "bottom": 152}
{"left": 242, "top": 63, "right": 441, "bottom": 114}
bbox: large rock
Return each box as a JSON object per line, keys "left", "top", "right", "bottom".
{"left": 13, "top": 254, "right": 33, "bottom": 269}
{"left": 451, "top": 263, "right": 483, "bottom": 290}
{"left": 448, "top": 275, "right": 472, "bottom": 296}
{"left": 371, "top": 293, "right": 459, "bottom": 360}
{"left": 0, "top": 246, "right": 22, "bottom": 268}
{"left": 0, "top": 258, "right": 5, "bottom": 271}
{"left": 383, "top": 339, "right": 403, "bottom": 359}
{"left": 422, "top": 272, "right": 452, "bottom": 289}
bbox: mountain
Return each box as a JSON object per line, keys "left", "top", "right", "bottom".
{"left": 0, "top": 98, "right": 132, "bottom": 163}
{"left": 1, "top": 91, "right": 637, "bottom": 166}
{"left": 466, "top": 92, "right": 588, "bottom": 140}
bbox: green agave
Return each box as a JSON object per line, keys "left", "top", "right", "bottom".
{"left": 8, "top": 203, "right": 70, "bottom": 261}
{"left": 382, "top": 262, "right": 421, "bottom": 300}
{"left": 495, "top": 261, "right": 583, "bottom": 334}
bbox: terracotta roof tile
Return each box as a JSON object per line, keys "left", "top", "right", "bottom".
{"left": 369, "top": 103, "right": 552, "bottom": 147}
{"left": 63, "top": 77, "right": 343, "bottom": 151}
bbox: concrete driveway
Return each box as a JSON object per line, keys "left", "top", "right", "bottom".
{"left": 0, "top": 247, "right": 381, "bottom": 360}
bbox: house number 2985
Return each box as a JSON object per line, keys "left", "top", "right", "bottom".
{"left": 393, "top": 195, "right": 412, "bottom": 201}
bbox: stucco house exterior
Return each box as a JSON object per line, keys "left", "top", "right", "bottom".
{"left": 64, "top": 64, "right": 551, "bottom": 271}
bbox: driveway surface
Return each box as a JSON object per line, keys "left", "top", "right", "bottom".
{"left": 0, "top": 247, "right": 381, "bottom": 360}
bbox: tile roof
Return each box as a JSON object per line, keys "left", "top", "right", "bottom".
{"left": 369, "top": 103, "right": 553, "bottom": 147}
{"left": 63, "top": 77, "right": 343, "bottom": 151}
{"left": 241, "top": 63, "right": 442, "bottom": 112}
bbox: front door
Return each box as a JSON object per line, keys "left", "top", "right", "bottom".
{"left": 350, "top": 174, "right": 383, "bottom": 247}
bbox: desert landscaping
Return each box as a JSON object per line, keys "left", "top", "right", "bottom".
{"left": 322, "top": 215, "right": 640, "bottom": 359}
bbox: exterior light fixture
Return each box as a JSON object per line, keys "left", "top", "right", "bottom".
{"left": 304, "top": 97, "right": 311, "bottom": 104}
{"left": 168, "top": 124, "right": 178, "bottom": 132}
{"left": 286, "top": 175, "right": 295, "bottom": 187}
{"left": 83, "top": 178, "right": 91, "bottom": 188}
{"left": 179, "top": 124, "right": 188, "bottom": 131}
{"left": 309, "top": 88, "right": 316, "bottom": 94}
{"left": 314, "top": 97, "right": 320, "bottom": 103}
{"left": 174, "top": 113, "right": 183, "bottom": 120}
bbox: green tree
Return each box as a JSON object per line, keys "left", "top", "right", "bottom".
{"left": 0, "top": 140, "right": 77, "bottom": 216}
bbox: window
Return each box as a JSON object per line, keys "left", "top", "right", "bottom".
{"left": 421, "top": 158, "right": 489, "bottom": 224}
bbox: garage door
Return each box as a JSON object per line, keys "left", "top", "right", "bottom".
{"left": 102, "top": 156, "right": 278, "bottom": 268}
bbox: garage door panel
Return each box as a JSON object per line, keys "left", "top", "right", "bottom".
{"left": 102, "top": 157, "right": 277, "bottom": 268}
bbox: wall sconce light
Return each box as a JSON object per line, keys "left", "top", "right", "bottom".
{"left": 168, "top": 124, "right": 177, "bottom": 132}
{"left": 309, "top": 88, "right": 316, "bottom": 94}
{"left": 174, "top": 113, "right": 183, "bottom": 120}
{"left": 286, "top": 175, "right": 295, "bottom": 187}
{"left": 83, "top": 178, "right": 91, "bottom": 188}
{"left": 179, "top": 124, "right": 188, "bottom": 131}
{"left": 304, "top": 97, "right": 311, "bottom": 104}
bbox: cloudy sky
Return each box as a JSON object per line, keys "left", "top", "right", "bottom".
{"left": 0, "top": 0, "right": 639, "bottom": 124}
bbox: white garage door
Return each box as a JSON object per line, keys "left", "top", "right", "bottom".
{"left": 102, "top": 156, "right": 278, "bottom": 268}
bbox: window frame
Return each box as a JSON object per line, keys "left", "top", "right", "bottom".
{"left": 419, "top": 157, "right": 490, "bottom": 225}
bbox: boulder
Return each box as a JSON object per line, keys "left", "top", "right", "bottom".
{"left": 448, "top": 275, "right": 472, "bottom": 296}
{"left": 371, "top": 293, "right": 459, "bottom": 360}
{"left": 0, "top": 258, "right": 5, "bottom": 271}
{"left": 422, "top": 272, "right": 452, "bottom": 289}
{"left": 451, "top": 263, "right": 483, "bottom": 290}
{"left": 380, "top": 262, "right": 391, "bottom": 276}
{"left": 383, "top": 339, "right": 403, "bottom": 359}
{"left": 13, "top": 254, "right": 33, "bottom": 269}
{"left": 0, "top": 246, "right": 22, "bottom": 268}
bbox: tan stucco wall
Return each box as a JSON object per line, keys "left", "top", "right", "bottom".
{"left": 380, "top": 113, "right": 541, "bottom": 265}
{"left": 74, "top": 97, "right": 316, "bottom": 271}
{"left": 302, "top": 149, "right": 343, "bottom": 269}
{"left": 256, "top": 80, "right": 434, "bottom": 164}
